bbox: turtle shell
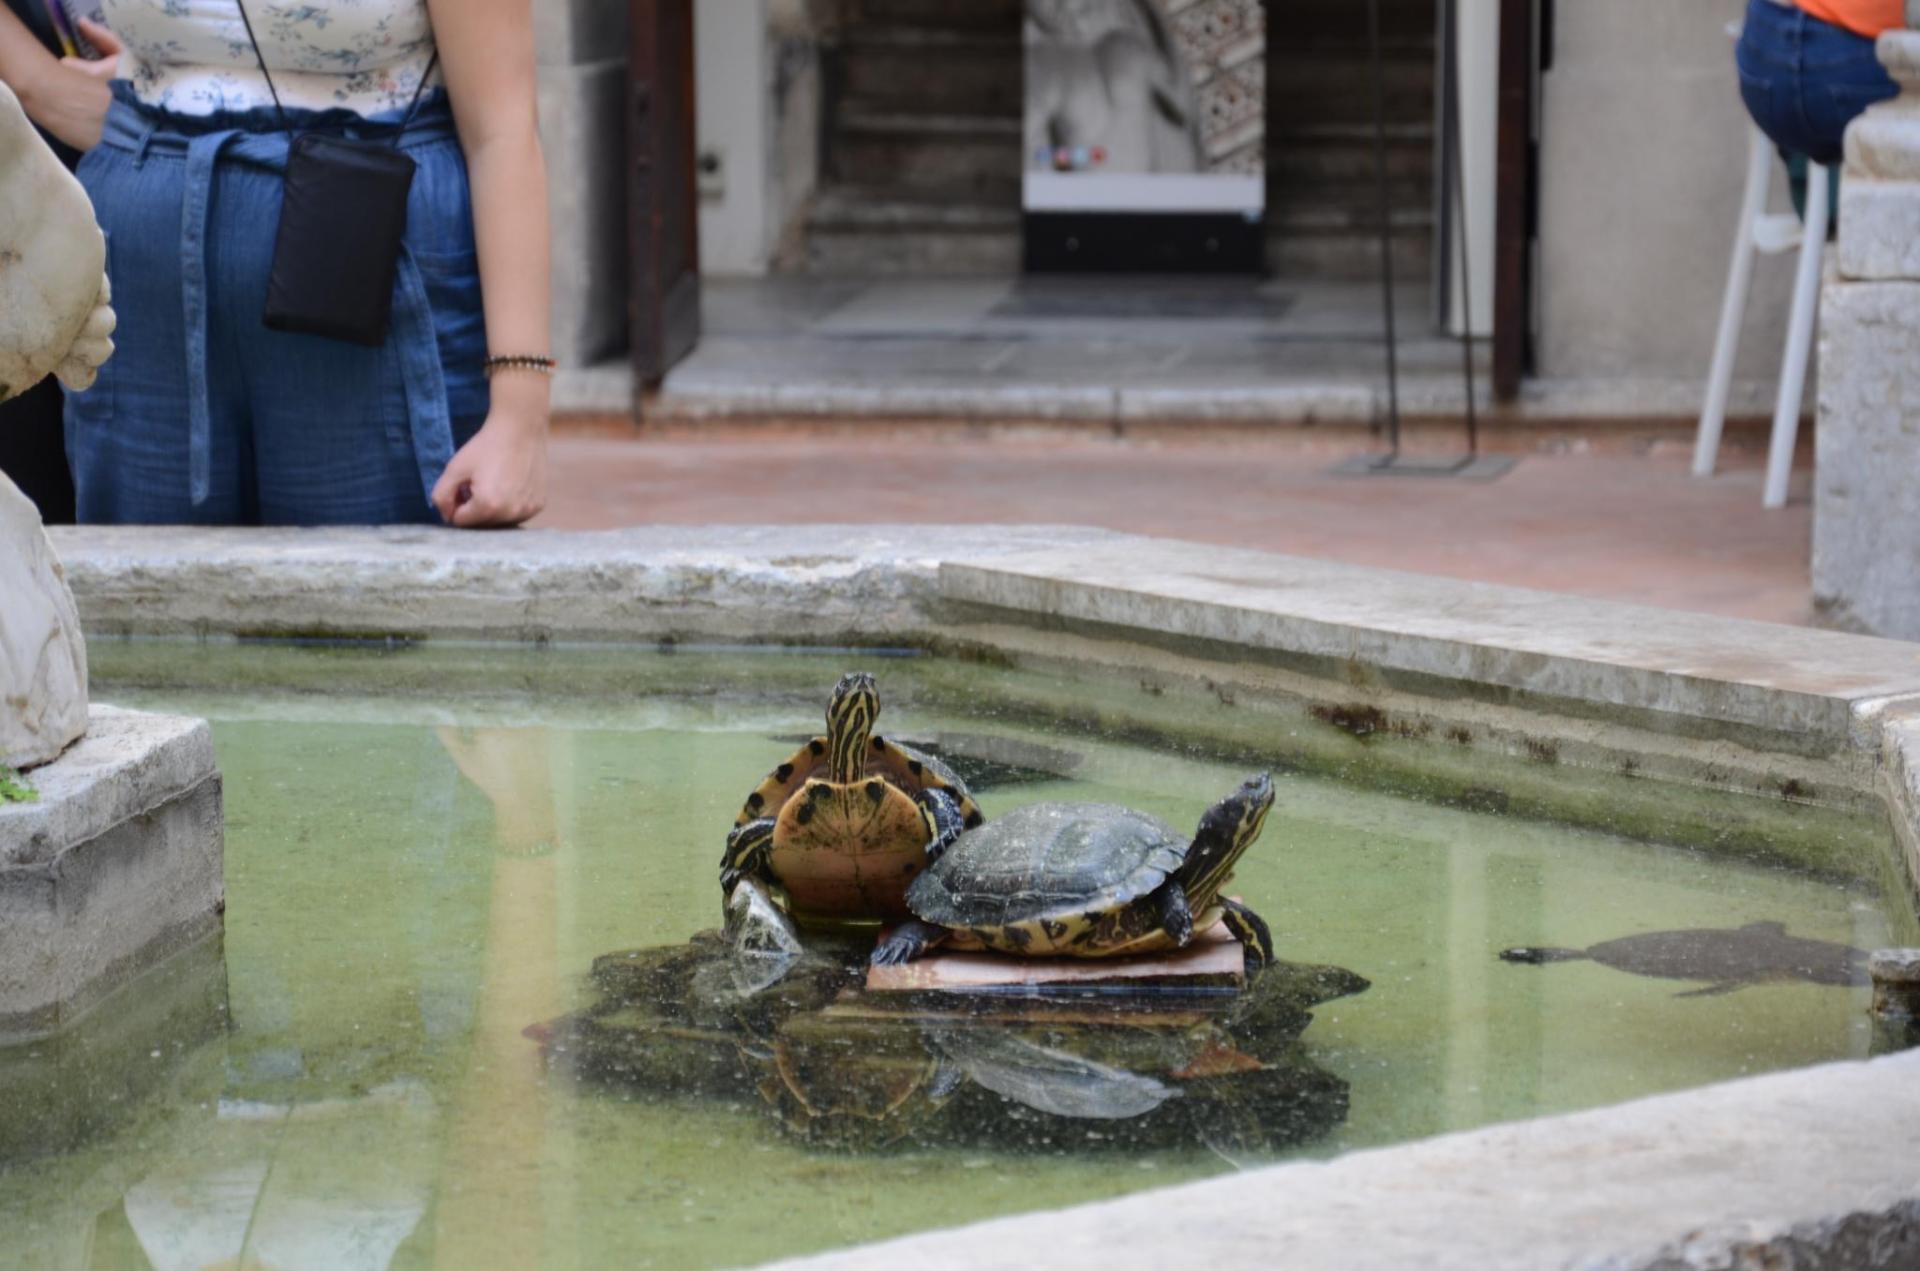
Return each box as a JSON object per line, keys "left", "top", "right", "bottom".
{"left": 907, "top": 801, "right": 1187, "bottom": 933}
{"left": 733, "top": 734, "right": 979, "bottom": 830}
{"left": 736, "top": 734, "right": 983, "bottom": 921}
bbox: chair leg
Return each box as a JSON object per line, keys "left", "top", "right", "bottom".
{"left": 1697, "top": 127, "right": 1774, "bottom": 478}
{"left": 1764, "top": 160, "right": 1829, "bottom": 509}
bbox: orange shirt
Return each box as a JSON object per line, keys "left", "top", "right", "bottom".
{"left": 1797, "top": 0, "right": 1907, "bottom": 38}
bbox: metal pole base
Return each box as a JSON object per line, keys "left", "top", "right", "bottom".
{"left": 1328, "top": 453, "right": 1517, "bottom": 480}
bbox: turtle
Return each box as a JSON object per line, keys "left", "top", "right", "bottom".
{"left": 1499, "top": 920, "right": 1870, "bottom": 997}
{"left": 720, "top": 672, "right": 985, "bottom": 923}
{"left": 871, "top": 772, "right": 1279, "bottom": 971}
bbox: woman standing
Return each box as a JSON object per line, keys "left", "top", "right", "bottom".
{"left": 67, "top": 0, "right": 549, "bottom": 527}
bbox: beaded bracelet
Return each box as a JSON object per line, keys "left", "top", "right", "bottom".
{"left": 483, "top": 354, "right": 558, "bottom": 377}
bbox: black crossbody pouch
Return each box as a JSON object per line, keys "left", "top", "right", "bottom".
{"left": 237, "top": 2, "right": 438, "bottom": 347}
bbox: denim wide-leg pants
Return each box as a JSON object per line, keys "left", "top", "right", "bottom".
{"left": 66, "top": 85, "right": 489, "bottom": 525}
{"left": 1736, "top": 0, "right": 1899, "bottom": 168}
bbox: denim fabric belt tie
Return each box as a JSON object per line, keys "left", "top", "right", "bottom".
{"left": 98, "top": 97, "right": 460, "bottom": 507}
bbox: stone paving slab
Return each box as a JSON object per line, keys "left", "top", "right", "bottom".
{"left": 937, "top": 539, "right": 1920, "bottom": 749}
{"left": 766, "top": 1048, "right": 1920, "bottom": 1271}
{"left": 49, "top": 524, "right": 1121, "bottom": 644}
{"left": 532, "top": 438, "right": 1809, "bottom": 626}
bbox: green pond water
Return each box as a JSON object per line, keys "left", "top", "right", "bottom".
{"left": 0, "top": 645, "right": 1909, "bottom": 1270}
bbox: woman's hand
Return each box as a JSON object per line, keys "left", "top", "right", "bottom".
{"left": 429, "top": 375, "right": 549, "bottom": 528}
{"left": 17, "top": 17, "right": 119, "bottom": 151}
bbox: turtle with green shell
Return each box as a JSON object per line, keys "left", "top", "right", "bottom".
{"left": 721, "top": 672, "right": 985, "bottom": 924}
{"left": 872, "top": 772, "right": 1279, "bottom": 972}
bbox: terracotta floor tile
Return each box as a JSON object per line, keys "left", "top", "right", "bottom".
{"left": 536, "top": 434, "right": 1812, "bottom": 626}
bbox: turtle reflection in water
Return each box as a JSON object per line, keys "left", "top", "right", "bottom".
{"left": 536, "top": 930, "right": 1367, "bottom": 1156}
{"left": 1500, "top": 921, "right": 1870, "bottom": 997}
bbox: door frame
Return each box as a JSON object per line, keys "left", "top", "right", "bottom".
{"left": 1492, "top": 0, "right": 1537, "bottom": 401}
{"left": 628, "top": 0, "right": 703, "bottom": 407}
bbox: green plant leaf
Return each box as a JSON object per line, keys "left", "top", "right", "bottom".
{"left": 0, "top": 765, "right": 38, "bottom": 803}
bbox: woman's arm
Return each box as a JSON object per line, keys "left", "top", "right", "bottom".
{"left": 426, "top": 0, "right": 552, "bottom": 528}
{"left": 0, "top": 12, "right": 118, "bottom": 151}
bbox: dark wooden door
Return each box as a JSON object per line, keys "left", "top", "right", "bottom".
{"left": 629, "top": 0, "right": 701, "bottom": 391}
{"left": 1491, "top": 0, "right": 1536, "bottom": 401}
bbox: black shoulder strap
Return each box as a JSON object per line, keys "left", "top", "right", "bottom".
{"left": 233, "top": 1, "right": 439, "bottom": 144}
{"left": 232, "top": 0, "right": 293, "bottom": 134}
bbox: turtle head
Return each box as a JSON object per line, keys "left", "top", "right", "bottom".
{"left": 1179, "top": 772, "right": 1276, "bottom": 905}
{"left": 825, "top": 671, "right": 880, "bottom": 783}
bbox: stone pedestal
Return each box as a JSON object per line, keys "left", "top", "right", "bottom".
{"left": 0, "top": 707, "right": 225, "bottom": 1043}
{"left": 1813, "top": 23, "right": 1920, "bottom": 636}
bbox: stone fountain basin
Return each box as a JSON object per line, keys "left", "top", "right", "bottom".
{"left": 44, "top": 522, "right": 1920, "bottom": 1271}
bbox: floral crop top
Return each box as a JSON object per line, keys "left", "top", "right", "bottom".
{"left": 101, "top": 0, "right": 439, "bottom": 117}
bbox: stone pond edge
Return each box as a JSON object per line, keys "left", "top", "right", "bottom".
{"left": 40, "top": 522, "right": 1920, "bottom": 1268}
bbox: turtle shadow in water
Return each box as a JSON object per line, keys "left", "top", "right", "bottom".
{"left": 531, "top": 931, "right": 1368, "bottom": 1158}
{"left": 1499, "top": 921, "right": 1871, "bottom": 998}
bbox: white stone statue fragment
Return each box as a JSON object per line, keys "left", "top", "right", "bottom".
{"left": 0, "top": 79, "right": 110, "bottom": 770}
{"left": 0, "top": 80, "right": 114, "bottom": 398}
{"left": 0, "top": 475, "right": 86, "bottom": 770}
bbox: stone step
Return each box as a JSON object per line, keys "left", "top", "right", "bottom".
{"left": 845, "top": 0, "right": 1023, "bottom": 31}
{"left": 1267, "top": 130, "right": 1433, "bottom": 187}
{"left": 827, "top": 108, "right": 1022, "bottom": 197}
{"left": 803, "top": 192, "right": 1020, "bottom": 275}
{"left": 1268, "top": 52, "right": 1436, "bottom": 124}
{"left": 811, "top": 186, "right": 1020, "bottom": 230}
{"left": 1267, "top": 225, "right": 1434, "bottom": 282}
{"left": 804, "top": 229, "right": 1021, "bottom": 276}
{"left": 804, "top": 223, "right": 1431, "bottom": 281}
{"left": 800, "top": 185, "right": 1435, "bottom": 281}
{"left": 1277, "top": 0, "right": 1438, "bottom": 44}
{"left": 833, "top": 28, "right": 1023, "bottom": 115}
{"left": 1270, "top": 176, "right": 1437, "bottom": 224}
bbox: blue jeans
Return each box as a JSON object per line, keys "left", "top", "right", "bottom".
{"left": 65, "top": 84, "right": 488, "bottom": 525}
{"left": 1736, "top": 0, "right": 1898, "bottom": 168}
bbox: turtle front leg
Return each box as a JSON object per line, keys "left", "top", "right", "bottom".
{"left": 720, "top": 818, "right": 777, "bottom": 903}
{"left": 870, "top": 920, "right": 952, "bottom": 966}
{"left": 915, "top": 787, "right": 967, "bottom": 864}
{"left": 1219, "top": 897, "right": 1275, "bottom": 973}
{"left": 1155, "top": 880, "right": 1195, "bottom": 947}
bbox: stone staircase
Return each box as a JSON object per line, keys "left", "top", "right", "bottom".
{"left": 1267, "top": 0, "right": 1438, "bottom": 279}
{"left": 802, "top": 0, "right": 1436, "bottom": 279}
{"left": 805, "top": 0, "right": 1024, "bottom": 275}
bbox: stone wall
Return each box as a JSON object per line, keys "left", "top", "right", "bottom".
{"left": 764, "top": 0, "right": 830, "bottom": 271}
{"left": 1535, "top": 0, "right": 1795, "bottom": 398}
{"left": 695, "top": 0, "right": 828, "bottom": 275}
{"left": 537, "top": 0, "right": 632, "bottom": 367}
{"left": 695, "top": 0, "right": 771, "bottom": 273}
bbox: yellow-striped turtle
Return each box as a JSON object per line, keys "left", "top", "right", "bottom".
{"left": 721, "top": 672, "right": 984, "bottom": 923}
{"left": 871, "top": 773, "right": 1277, "bottom": 971}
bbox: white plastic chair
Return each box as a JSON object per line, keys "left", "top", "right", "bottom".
{"left": 1693, "top": 122, "right": 1831, "bottom": 509}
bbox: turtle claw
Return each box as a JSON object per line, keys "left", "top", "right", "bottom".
{"left": 1157, "top": 881, "right": 1195, "bottom": 948}
{"left": 870, "top": 920, "right": 947, "bottom": 967}
{"left": 917, "top": 787, "right": 967, "bottom": 864}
